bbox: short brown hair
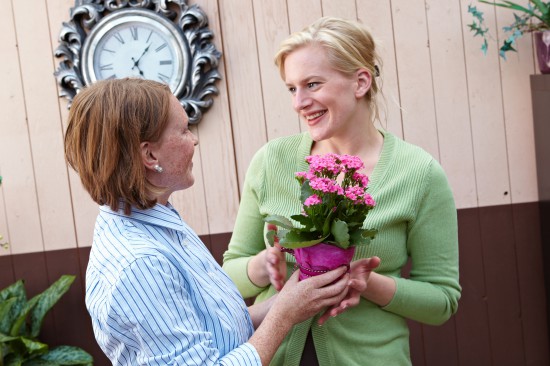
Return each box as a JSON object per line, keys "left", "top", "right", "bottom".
{"left": 64, "top": 78, "right": 172, "bottom": 215}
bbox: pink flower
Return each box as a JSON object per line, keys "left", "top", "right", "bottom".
{"left": 364, "top": 193, "right": 376, "bottom": 207}
{"left": 345, "top": 186, "right": 365, "bottom": 201}
{"left": 309, "top": 177, "right": 342, "bottom": 194}
{"left": 340, "top": 155, "right": 364, "bottom": 170}
{"left": 304, "top": 194, "right": 322, "bottom": 206}
{"left": 353, "top": 172, "right": 369, "bottom": 187}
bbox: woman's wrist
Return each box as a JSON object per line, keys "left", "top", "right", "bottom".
{"left": 361, "top": 272, "right": 396, "bottom": 307}
{"left": 247, "top": 250, "right": 270, "bottom": 288}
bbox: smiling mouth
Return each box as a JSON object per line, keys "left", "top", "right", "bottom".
{"left": 305, "top": 110, "right": 327, "bottom": 120}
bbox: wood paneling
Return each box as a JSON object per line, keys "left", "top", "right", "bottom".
{"left": 461, "top": 0, "right": 512, "bottom": 208}
{"left": 454, "top": 208, "right": 492, "bottom": 366}
{"left": 357, "top": 1, "right": 404, "bottom": 139}
{"left": 426, "top": 0, "right": 478, "bottom": 208}
{"left": 392, "top": 0, "right": 440, "bottom": 159}
{"left": 253, "top": 1, "right": 301, "bottom": 140}
{"left": 12, "top": 0, "right": 76, "bottom": 252}
{"left": 0, "top": 0, "right": 542, "bottom": 248}
{"left": 218, "top": 0, "right": 268, "bottom": 190}
{"left": 0, "top": 0, "right": 43, "bottom": 254}
{"left": 497, "top": 5, "right": 539, "bottom": 205}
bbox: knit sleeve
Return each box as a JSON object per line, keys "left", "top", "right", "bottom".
{"left": 222, "top": 146, "right": 269, "bottom": 299}
{"left": 382, "top": 159, "right": 461, "bottom": 325}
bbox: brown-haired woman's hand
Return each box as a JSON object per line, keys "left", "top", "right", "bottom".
{"left": 272, "top": 266, "right": 350, "bottom": 325}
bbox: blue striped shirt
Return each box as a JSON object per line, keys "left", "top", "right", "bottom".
{"left": 85, "top": 203, "right": 261, "bottom": 365}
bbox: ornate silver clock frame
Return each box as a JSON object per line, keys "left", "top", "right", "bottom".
{"left": 54, "top": 0, "right": 222, "bottom": 124}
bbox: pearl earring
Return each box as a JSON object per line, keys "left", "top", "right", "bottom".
{"left": 154, "top": 164, "right": 164, "bottom": 173}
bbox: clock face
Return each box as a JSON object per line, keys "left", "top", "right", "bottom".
{"left": 81, "top": 9, "right": 189, "bottom": 95}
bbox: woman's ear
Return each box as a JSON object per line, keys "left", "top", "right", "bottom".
{"left": 140, "top": 141, "right": 158, "bottom": 171}
{"left": 355, "top": 69, "right": 372, "bottom": 98}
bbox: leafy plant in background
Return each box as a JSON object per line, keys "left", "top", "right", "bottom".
{"left": 0, "top": 274, "right": 93, "bottom": 365}
{"left": 468, "top": 1, "right": 550, "bottom": 59}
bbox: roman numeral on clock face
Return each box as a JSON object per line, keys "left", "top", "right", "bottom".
{"left": 158, "top": 73, "right": 170, "bottom": 83}
{"left": 130, "top": 27, "right": 138, "bottom": 40}
{"left": 155, "top": 43, "right": 167, "bottom": 52}
{"left": 113, "top": 32, "right": 125, "bottom": 44}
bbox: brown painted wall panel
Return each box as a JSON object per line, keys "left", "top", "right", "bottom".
{"left": 422, "top": 319, "right": 459, "bottom": 366}
{"left": 455, "top": 207, "right": 492, "bottom": 365}
{"left": 0, "top": 255, "right": 15, "bottom": 289}
{"left": 513, "top": 203, "right": 549, "bottom": 365}
{"left": 480, "top": 205, "right": 525, "bottom": 365}
{"left": 408, "top": 320, "right": 426, "bottom": 366}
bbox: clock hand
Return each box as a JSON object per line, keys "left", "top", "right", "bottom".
{"left": 130, "top": 58, "right": 145, "bottom": 76}
{"left": 132, "top": 44, "right": 151, "bottom": 69}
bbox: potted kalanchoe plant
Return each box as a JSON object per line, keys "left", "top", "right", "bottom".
{"left": 264, "top": 154, "right": 377, "bottom": 281}
{"left": 468, "top": 1, "right": 550, "bottom": 73}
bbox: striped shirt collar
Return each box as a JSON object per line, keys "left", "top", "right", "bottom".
{"left": 99, "top": 202, "right": 185, "bottom": 232}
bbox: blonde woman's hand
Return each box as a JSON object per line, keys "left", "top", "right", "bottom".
{"left": 266, "top": 224, "right": 288, "bottom": 291}
{"left": 317, "top": 256, "right": 381, "bottom": 325}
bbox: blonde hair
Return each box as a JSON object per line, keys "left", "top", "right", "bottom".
{"left": 275, "top": 17, "right": 383, "bottom": 123}
{"left": 64, "top": 78, "right": 172, "bottom": 215}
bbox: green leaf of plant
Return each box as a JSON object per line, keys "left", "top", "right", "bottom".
{"left": 265, "top": 229, "right": 276, "bottom": 247}
{"left": 263, "top": 215, "right": 295, "bottom": 230}
{"left": 331, "top": 220, "right": 350, "bottom": 249}
{"left": 322, "top": 208, "right": 337, "bottom": 237}
{"left": 30, "top": 275, "right": 75, "bottom": 338}
{"left": 279, "top": 231, "right": 328, "bottom": 249}
{"left": 0, "top": 297, "right": 18, "bottom": 334}
{"left": 11, "top": 295, "right": 39, "bottom": 337}
{"left": 0, "top": 331, "right": 18, "bottom": 342}
{"left": 300, "top": 180, "right": 314, "bottom": 203}
{"left": 0, "top": 281, "right": 26, "bottom": 303}
{"left": 350, "top": 228, "right": 377, "bottom": 246}
{"left": 290, "top": 214, "right": 314, "bottom": 230}
{"left": 4, "top": 352, "right": 24, "bottom": 366}
{"left": 20, "top": 336, "right": 48, "bottom": 357}
{"left": 35, "top": 345, "right": 94, "bottom": 365}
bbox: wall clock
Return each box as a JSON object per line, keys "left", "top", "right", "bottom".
{"left": 54, "top": 0, "right": 221, "bottom": 124}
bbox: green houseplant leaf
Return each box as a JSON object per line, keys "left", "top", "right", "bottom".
{"left": 331, "top": 220, "right": 350, "bottom": 249}
{"left": 29, "top": 346, "right": 94, "bottom": 365}
{"left": 0, "top": 275, "right": 93, "bottom": 366}
{"left": 469, "top": 1, "right": 550, "bottom": 58}
{"left": 29, "top": 275, "right": 75, "bottom": 338}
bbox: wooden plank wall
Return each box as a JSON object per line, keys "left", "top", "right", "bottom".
{"left": 0, "top": 0, "right": 540, "bottom": 249}
{"left": 0, "top": 0, "right": 548, "bottom": 365}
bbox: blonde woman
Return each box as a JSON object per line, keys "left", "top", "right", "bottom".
{"left": 223, "top": 17, "right": 461, "bottom": 366}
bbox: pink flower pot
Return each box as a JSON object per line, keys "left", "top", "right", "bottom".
{"left": 282, "top": 243, "right": 356, "bottom": 281}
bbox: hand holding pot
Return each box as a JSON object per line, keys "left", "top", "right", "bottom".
{"left": 272, "top": 266, "right": 350, "bottom": 325}
{"left": 317, "top": 256, "right": 381, "bottom": 325}
{"left": 265, "top": 224, "right": 287, "bottom": 291}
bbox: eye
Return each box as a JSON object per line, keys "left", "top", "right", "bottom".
{"left": 287, "top": 86, "right": 296, "bottom": 94}
{"left": 307, "top": 82, "right": 319, "bottom": 89}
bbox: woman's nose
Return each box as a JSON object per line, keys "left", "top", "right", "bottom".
{"left": 293, "top": 89, "right": 311, "bottom": 111}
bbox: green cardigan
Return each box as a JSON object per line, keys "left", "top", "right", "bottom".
{"left": 222, "top": 131, "right": 461, "bottom": 366}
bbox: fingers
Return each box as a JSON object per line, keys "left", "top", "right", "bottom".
{"left": 307, "top": 266, "right": 349, "bottom": 288}
{"left": 266, "top": 246, "right": 286, "bottom": 291}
